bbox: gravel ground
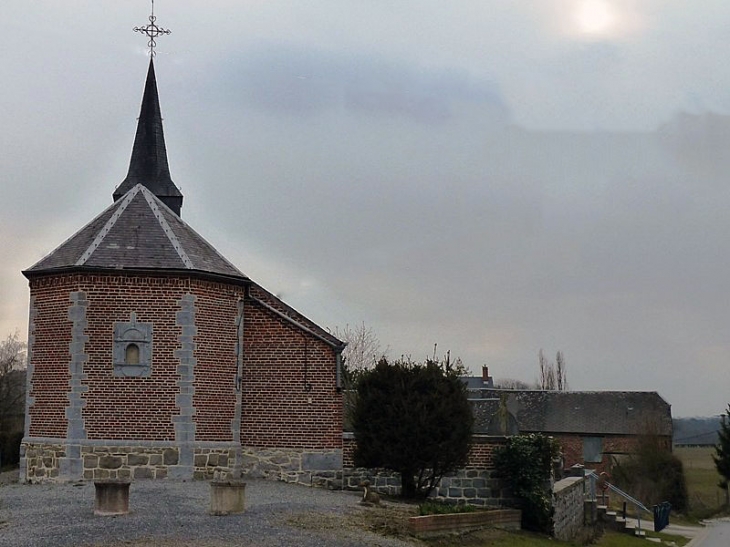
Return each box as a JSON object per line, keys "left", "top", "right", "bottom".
{"left": 0, "top": 473, "right": 420, "bottom": 547}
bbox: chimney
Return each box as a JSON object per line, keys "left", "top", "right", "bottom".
{"left": 481, "top": 366, "right": 494, "bottom": 388}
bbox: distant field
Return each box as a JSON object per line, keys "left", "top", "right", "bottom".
{"left": 675, "top": 446, "right": 727, "bottom": 516}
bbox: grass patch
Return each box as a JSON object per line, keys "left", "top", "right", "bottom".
{"left": 675, "top": 446, "right": 728, "bottom": 518}
{"left": 423, "top": 528, "right": 572, "bottom": 546}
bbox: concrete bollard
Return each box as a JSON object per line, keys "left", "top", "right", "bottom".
{"left": 209, "top": 480, "right": 246, "bottom": 515}
{"left": 94, "top": 479, "right": 131, "bottom": 516}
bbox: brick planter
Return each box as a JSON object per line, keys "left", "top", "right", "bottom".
{"left": 408, "top": 509, "right": 521, "bottom": 537}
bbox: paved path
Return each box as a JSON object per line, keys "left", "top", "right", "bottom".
{"left": 0, "top": 478, "right": 416, "bottom": 547}
{"left": 622, "top": 515, "right": 704, "bottom": 541}
{"left": 686, "top": 517, "right": 730, "bottom": 547}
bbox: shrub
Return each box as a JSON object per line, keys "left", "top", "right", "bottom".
{"left": 352, "top": 355, "right": 473, "bottom": 499}
{"left": 493, "top": 434, "right": 561, "bottom": 533}
{"left": 418, "top": 501, "right": 477, "bottom": 515}
{"left": 612, "top": 433, "right": 688, "bottom": 513}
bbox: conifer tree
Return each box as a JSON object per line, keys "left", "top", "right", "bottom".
{"left": 352, "top": 355, "right": 473, "bottom": 499}
{"left": 713, "top": 405, "right": 730, "bottom": 506}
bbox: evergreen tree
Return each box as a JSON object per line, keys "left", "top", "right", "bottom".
{"left": 352, "top": 355, "right": 473, "bottom": 499}
{"left": 713, "top": 405, "right": 730, "bottom": 506}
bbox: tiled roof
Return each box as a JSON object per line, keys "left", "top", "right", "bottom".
{"left": 24, "top": 184, "right": 246, "bottom": 280}
{"left": 472, "top": 390, "right": 672, "bottom": 437}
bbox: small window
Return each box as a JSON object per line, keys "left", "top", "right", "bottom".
{"left": 125, "top": 343, "right": 140, "bottom": 365}
{"left": 583, "top": 437, "right": 603, "bottom": 463}
{"left": 113, "top": 312, "right": 152, "bottom": 377}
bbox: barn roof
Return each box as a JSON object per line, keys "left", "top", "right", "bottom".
{"left": 471, "top": 390, "right": 673, "bottom": 437}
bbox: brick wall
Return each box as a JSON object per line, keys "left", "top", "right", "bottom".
{"left": 343, "top": 434, "right": 505, "bottom": 470}
{"left": 242, "top": 298, "right": 342, "bottom": 450}
{"left": 26, "top": 276, "right": 73, "bottom": 438}
{"left": 553, "top": 433, "right": 670, "bottom": 473}
{"left": 23, "top": 271, "right": 343, "bottom": 481}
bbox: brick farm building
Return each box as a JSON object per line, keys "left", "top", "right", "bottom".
{"left": 20, "top": 58, "right": 346, "bottom": 483}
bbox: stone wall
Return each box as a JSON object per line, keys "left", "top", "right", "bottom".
{"left": 240, "top": 446, "right": 343, "bottom": 488}
{"left": 343, "top": 468, "right": 513, "bottom": 507}
{"left": 22, "top": 440, "right": 343, "bottom": 488}
{"left": 342, "top": 433, "right": 513, "bottom": 505}
{"left": 552, "top": 476, "right": 586, "bottom": 541}
{"left": 21, "top": 441, "right": 240, "bottom": 482}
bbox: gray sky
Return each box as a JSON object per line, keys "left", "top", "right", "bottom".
{"left": 2, "top": 1, "right": 730, "bottom": 417}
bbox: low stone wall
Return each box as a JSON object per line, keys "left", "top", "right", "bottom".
{"left": 435, "top": 469, "right": 512, "bottom": 506}
{"left": 552, "top": 476, "right": 586, "bottom": 541}
{"left": 343, "top": 468, "right": 402, "bottom": 496}
{"left": 240, "top": 446, "right": 343, "bottom": 488}
{"left": 343, "top": 468, "right": 512, "bottom": 506}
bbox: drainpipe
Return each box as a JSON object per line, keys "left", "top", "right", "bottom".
{"left": 232, "top": 294, "right": 245, "bottom": 478}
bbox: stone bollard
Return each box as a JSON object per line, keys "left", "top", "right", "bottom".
{"left": 209, "top": 479, "right": 246, "bottom": 515}
{"left": 94, "top": 479, "right": 131, "bottom": 516}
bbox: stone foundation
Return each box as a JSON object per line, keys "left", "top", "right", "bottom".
{"left": 21, "top": 439, "right": 238, "bottom": 482}
{"left": 21, "top": 439, "right": 343, "bottom": 488}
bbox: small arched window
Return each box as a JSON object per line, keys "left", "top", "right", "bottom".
{"left": 113, "top": 312, "right": 152, "bottom": 377}
{"left": 125, "top": 343, "right": 140, "bottom": 365}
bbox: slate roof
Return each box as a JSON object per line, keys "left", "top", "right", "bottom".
{"left": 113, "top": 59, "right": 183, "bottom": 216}
{"left": 24, "top": 184, "right": 246, "bottom": 281}
{"left": 471, "top": 390, "right": 673, "bottom": 437}
{"left": 24, "top": 57, "right": 344, "bottom": 351}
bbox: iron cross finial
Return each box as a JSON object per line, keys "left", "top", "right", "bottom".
{"left": 134, "top": 0, "right": 171, "bottom": 57}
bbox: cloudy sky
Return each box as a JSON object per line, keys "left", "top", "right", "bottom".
{"left": 2, "top": 1, "right": 730, "bottom": 417}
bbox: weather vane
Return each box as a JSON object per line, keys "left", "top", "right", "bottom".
{"left": 134, "top": 0, "right": 171, "bottom": 57}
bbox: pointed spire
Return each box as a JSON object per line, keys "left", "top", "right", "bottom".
{"left": 113, "top": 58, "right": 183, "bottom": 216}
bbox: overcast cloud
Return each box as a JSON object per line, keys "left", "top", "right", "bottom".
{"left": 2, "top": 1, "right": 730, "bottom": 416}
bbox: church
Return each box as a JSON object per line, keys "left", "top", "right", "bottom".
{"left": 19, "top": 19, "right": 345, "bottom": 484}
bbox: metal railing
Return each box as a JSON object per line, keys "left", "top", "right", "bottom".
{"left": 586, "top": 471, "right": 651, "bottom": 534}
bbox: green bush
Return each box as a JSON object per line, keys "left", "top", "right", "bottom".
{"left": 493, "top": 434, "right": 561, "bottom": 533}
{"left": 352, "top": 356, "right": 473, "bottom": 499}
{"left": 418, "top": 500, "right": 477, "bottom": 515}
{"left": 612, "top": 433, "right": 688, "bottom": 513}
